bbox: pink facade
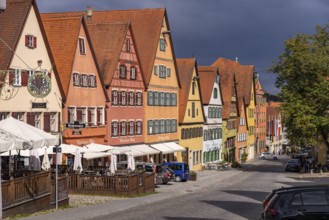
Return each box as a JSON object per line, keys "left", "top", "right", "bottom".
{"left": 106, "top": 29, "right": 145, "bottom": 146}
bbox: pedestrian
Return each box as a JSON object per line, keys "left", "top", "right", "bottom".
{"left": 304, "top": 163, "right": 309, "bottom": 173}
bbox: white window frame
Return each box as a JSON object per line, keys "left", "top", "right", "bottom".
{"left": 89, "top": 107, "right": 96, "bottom": 126}
{"left": 98, "top": 107, "right": 105, "bottom": 125}
{"left": 35, "top": 113, "right": 41, "bottom": 129}
{"left": 154, "top": 65, "right": 158, "bottom": 76}
{"left": 50, "top": 112, "right": 57, "bottom": 132}
{"left": 136, "top": 92, "right": 142, "bottom": 106}
{"left": 79, "top": 37, "right": 86, "bottom": 55}
{"left": 68, "top": 107, "right": 76, "bottom": 123}
{"left": 112, "top": 90, "right": 118, "bottom": 106}
{"left": 73, "top": 73, "right": 80, "bottom": 87}
{"left": 121, "top": 121, "right": 127, "bottom": 136}
{"left": 129, "top": 121, "right": 134, "bottom": 136}
{"left": 13, "top": 68, "right": 21, "bottom": 86}
{"left": 136, "top": 121, "right": 142, "bottom": 135}
{"left": 82, "top": 74, "right": 88, "bottom": 87}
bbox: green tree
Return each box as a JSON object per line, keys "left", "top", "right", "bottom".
{"left": 270, "top": 24, "right": 329, "bottom": 150}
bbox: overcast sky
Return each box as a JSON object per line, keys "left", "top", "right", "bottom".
{"left": 37, "top": 0, "right": 329, "bottom": 95}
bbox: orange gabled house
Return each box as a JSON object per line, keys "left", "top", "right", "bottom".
{"left": 41, "top": 15, "right": 109, "bottom": 148}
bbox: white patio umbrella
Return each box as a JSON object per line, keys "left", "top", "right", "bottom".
{"left": 0, "top": 117, "right": 58, "bottom": 149}
{"left": 110, "top": 154, "right": 117, "bottom": 174}
{"left": 41, "top": 148, "right": 50, "bottom": 171}
{"left": 0, "top": 128, "right": 29, "bottom": 152}
{"left": 30, "top": 148, "right": 41, "bottom": 171}
{"left": 126, "top": 152, "right": 135, "bottom": 171}
{"left": 73, "top": 148, "right": 83, "bottom": 173}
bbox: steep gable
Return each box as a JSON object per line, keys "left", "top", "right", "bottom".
{"left": 211, "top": 57, "right": 238, "bottom": 119}
{"left": 0, "top": 0, "right": 32, "bottom": 70}
{"left": 198, "top": 66, "right": 222, "bottom": 105}
{"left": 42, "top": 8, "right": 181, "bottom": 88}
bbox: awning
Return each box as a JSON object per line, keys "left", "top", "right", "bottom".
{"left": 129, "top": 144, "right": 160, "bottom": 155}
{"left": 163, "top": 142, "right": 186, "bottom": 152}
{"left": 150, "top": 143, "right": 175, "bottom": 154}
{"left": 112, "top": 146, "right": 145, "bottom": 157}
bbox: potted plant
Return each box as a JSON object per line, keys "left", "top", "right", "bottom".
{"left": 189, "top": 170, "right": 197, "bottom": 181}
{"left": 241, "top": 153, "right": 248, "bottom": 162}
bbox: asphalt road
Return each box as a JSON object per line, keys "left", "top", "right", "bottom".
{"left": 22, "top": 156, "right": 329, "bottom": 220}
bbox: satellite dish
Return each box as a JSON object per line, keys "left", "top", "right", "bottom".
{"left": 0, "top": 0, "right": 6, "bottom": 11}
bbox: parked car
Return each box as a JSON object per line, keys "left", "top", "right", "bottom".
{"left": 260, "top": 152, "right": 278, "bottom": 160}
{"left": 292, "top": 154, "right": 306, "bottom": 166}
{"left": 285, "top": 159, "right": 301, "bottom": 172}
{"left": 155, "top": 164, "right": 171, "bottom": 185}
{"left": 164, "top": 166, "right": 176, "bottom": 180}
{"left": 162, "top": 162, "right": 190, "bottom": 182}
{"left": 261, "top": 185, "right": 329, "bottom": 219}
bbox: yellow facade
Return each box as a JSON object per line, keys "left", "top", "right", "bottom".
{"left": 178, "top": 66, "right": 204, "bottom": 171}
{"left": 144, "top": 17, "right": 179, "bottom": 144}
{"left": 246, "top": 82, "right": 256, "bottom": 159}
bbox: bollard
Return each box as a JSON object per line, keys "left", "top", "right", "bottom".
{"left": 310, "top": 169, "right": 313, "bottom": 175}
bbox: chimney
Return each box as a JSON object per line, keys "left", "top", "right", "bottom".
{"left": 86, "top": 6, "right": 93, "bottom": 20}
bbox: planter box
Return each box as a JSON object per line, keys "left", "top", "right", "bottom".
{"left": 189, "top": 174, "right": 197, "bottom": 181}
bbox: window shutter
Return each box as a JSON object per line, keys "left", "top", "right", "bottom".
{"left": 27, "top": 112, "right": 35, "bottom": 126}
{"left": 111, "top": 122, "right": 115, "bottom": 136}
{"left": 77, "top": 109, "right": 82, "bottom": 122}
{"left": 33, "top": 37, "right": 37, "bottom": 48}
{"left": 11, "top": 112, "right": 18, "bottom": 119}
{"left": 67, "top": 109, "right": 71, "bottom": 124}
{"left": 118, "top": 122, "right": 122, "bottom": 136}
{"left": 104, "top": 109, "right": 107, "bottom": 124}
{"left": 97, "top": 108, "right": 101, "bottom": 125}
{"left": 88, "top": 108, "right": 92, "bottom": 126}
{"left": 58, "top": 112, "right": 61, "bottom": 132}
{"left": 140, "top": 121, "right": 143, "bottom": 135}
{"left": 94, "top": 76, "right": 97, "bottom": 88}
{"left": 118, "top": 91, "right": 122, "bottom": 105}
{"left": 25, "top": 35, "right": 28, "bottom": 47}
{"left": 79, "top": 74, "right": 83, "bottom": 87}
{"left": 9, "top": 71, "right": 14, "bottom": 85}
{"left": 44, "top": 112, "right": 51, "bottom": 132}
{"left": 21, "top": 71, "right": 28, "bottom": 86}
{"left": 134, "top": 121, "right": 137, "bottom": 135}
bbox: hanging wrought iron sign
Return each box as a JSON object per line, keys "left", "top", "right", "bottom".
{"left": 27, "top": 71, "right": 51, "bottom": 98}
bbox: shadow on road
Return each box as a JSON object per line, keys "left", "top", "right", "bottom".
{"left": 164, "top": 217, "right": 225, "bottom": 220}
{"left": 201, "top": 199, "right": 261, "bottom": 220}
{"left": 221, "top": 190, "right": 268, "bottom": 203}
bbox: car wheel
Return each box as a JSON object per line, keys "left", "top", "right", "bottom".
{"left": 175, "top": 176, "right": 182, "bottom": 182}
{"left": 261, "top": 156, "right": 265, "bottom": 160}
{"left": 273, "top": 157, "right": 277, "bottom": 160}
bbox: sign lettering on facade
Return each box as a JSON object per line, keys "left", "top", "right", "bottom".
{"left": 32, "top": 102, "right": 47, "bottom": 108}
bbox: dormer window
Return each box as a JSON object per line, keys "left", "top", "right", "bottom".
{"left": 25, "top": 35, "right": 37, "bottom": 49}
{"left": 78, "top": 37, "right": 86, "bottom": 55}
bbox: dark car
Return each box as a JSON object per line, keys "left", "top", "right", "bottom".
{"left": 285, "top": 159, "right": 301, "bottom": 172}
{"left": 155, "top": 164, "right": 171, "bottom": 185}
{"left": 261, "top": 185, "right": 329, "bottom": 220}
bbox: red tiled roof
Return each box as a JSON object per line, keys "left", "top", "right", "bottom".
{"left": 235, "top": 64, "right": 254, "bottom": 105}
{"left": 0, "top": 0, "right": 32, "bottom": 70}
{"left": 176, "top": 58, "right": 196, "bottom": 123}
{"left": 211, "top": 57, "right": 238, "bottom": 119}
{"left": 41, "top": 15, "right": 82, "bottom": 97}
{"left": 198, "top": 66, "right": 218, "bottom": 105}
{"left": 41, "top": 8, "right": 180, "bottom": 88}
{"left": 86, "top": 22, "right": 130, "bottom": 85}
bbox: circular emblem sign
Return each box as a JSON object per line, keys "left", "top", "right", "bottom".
{"left": 27, "top": 71, "right": 51, "bottom": 98}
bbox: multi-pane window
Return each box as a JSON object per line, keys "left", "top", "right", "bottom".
{"left": 154, "top": 92, "right": 159, "bottom": 106}
{"left": 129, "top": 121, "right": 134, "bottom": 135}
{"left": 160, "top": 120, "right": 165, "bottom": 133}
{"left": 159, "top": 65, "right": 166, "bottom": 78}
{"left": 89, "top": 75, "right": 96, "bottom": 87}
{"left": 160, "top": 38, "right": 166, "bottom": 52}
{"left": 121, "top": 91, "right": 126, "bottom": 106}
{"left": 82, "top": 74, "right": 88, "bottom": 87}
{"left": 165, "top": 93, "right": 171, "bottom": 106}
{"left": 121, "top": 121, "right": 127, "bottom": 136}
{"left": 136, "top": 92, "right": 142, "bottom": 106}
{"left": 160, "top": 92, "right": 165, "bottom": 106}
{"left": 13, "top": 69, "right": 21, "bottom": 86}
{"left": 148, "top": 120, "right": 154, "bottom": 135}
{"left": 97, "top": 107, "right": 105, "bottom": 125}
{"left": 73, "top": 73, "right": 80, "bottom": 86}
{"left": 167, "top": 67, "right": 171, "bottom": 77}
{"left": 112, "top": 90, "right": 118, "bottom": 106}
{"left": 166, "top": 119, "right": 171, "bottom": 133}
{"left": 50, "top": 112, "right": 56, "bottom": 132}
{"left": 148, "top": 91, "right": 154, "bottom": 106}
{"left": 68, "top": 107, "right": 75, "bottom": 123}
{"left": 154, "top": 120, "right": 159, "bottom": 134}
{"left": 35, "top": 113, "right": 41, "bottom": 129}
{"left": 136, "top": 121, "right": 142, "bottom": 135}
{"left": 78, "top": 37, "right": 86, "bottom": 54}
{"left": 77, "top": 108, "right": 86, "bottom": 123}
{"left": 129, "top": 91, "right": 134, "bottom": 106}
{"left": 88, "top": 108, "right": 96, "bottom": 126}
{"left": 171, "top": 119, "right": 176, "bottom": 132}
{"left": 171, "top": 93, "right": 177, "bottom": 106}
{"left": 112, "top": 121, "right": 118, "bottom": 137}
{"left": 154, "top": 65, "right": 158, "bottom": 76}
{"left": 119, "top": 65, "right": 126, "bottom": 79}
{"left": 130, "top": 67, "right": 136, "bottom": 80}
{"left": 25, "top": 35, "right": 37, "bottom": 49}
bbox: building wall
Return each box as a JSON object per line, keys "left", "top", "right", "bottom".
{"left": 235, "top": 103, "right": 248, "bottom": 162}
{"left": 1, "top": 6, "right": 62, "bottom": 136}
{"left": 246, "top": 82, "right": 255, "bottom": 159}
{"left": 144, "top": 16, "right": 179, "bottom": 144}
{"left": 255, "top": 79, "right": 267, "bottom": 154}
{"left": 107, "top": 29, "right": 145, "bottom": 147}
{"left": 63, "top": 23, "right": 106, "bottom": 146}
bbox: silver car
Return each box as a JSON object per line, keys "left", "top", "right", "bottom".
{"left": 260, "top": 152, "right": 278, "bottom": 160}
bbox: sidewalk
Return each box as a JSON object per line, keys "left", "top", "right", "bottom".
{"left": 20, "top": 168, "right": 241, "bottom": 220}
